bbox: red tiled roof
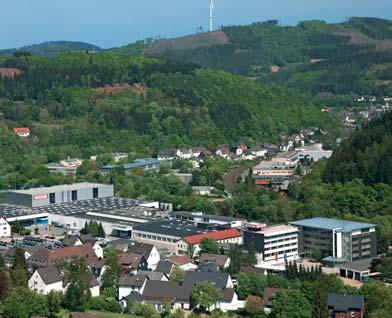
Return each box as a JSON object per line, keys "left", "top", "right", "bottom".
{"left": 255, "top": 179, "right": 270, "bottom": 185}
{"left": 13, "top": 127, "right": 30, "bottom": 134}
{"left": 168, "top": 255, "right": 193, "bottom": 266}
{"left": 183, "top": 228, "right": 241, "bottom": 245}
{"left": 30, "top": 243, "right": 95, "bottom": 264}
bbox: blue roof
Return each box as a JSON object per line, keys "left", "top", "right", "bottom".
{"left": 289, "top": 217, "right": 376, "bottom": 233}
{"left": 102, "top": 158, "right": 159, "bottom": 170}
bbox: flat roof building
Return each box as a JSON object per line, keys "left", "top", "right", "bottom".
{"left": 243, "top": 223, "right": 299, "bottom": 265}
{"left": 101, "top": 158, "right": 160, "bottom": 175}
{"left": 6, "top": 183, "right": 114, "bottom": 208}
{"left": 289, "top": 217, "right": 377, "bottom": 262}
{"left": 169, "top": 211, "right": 243, "bottom": 228}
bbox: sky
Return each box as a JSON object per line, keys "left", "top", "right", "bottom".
{"left": 1, "top": 0, "right": 392, "bottom": 50}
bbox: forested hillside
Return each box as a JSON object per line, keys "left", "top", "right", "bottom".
{"left": 0, "top": 52, "right": 334, "bottom": 188}
{"left": 324, "top": 111, "right": 392, "bottom": 184}
{"left": 0, "top": 41, "right": 102, "bottom": 57}
{"left": 119, "top": 18, "right": 392, "bottom": 98}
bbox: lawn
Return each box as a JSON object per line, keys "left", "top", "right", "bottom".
{"left": 58, "top": 310, "right": 139, "bottom": 318}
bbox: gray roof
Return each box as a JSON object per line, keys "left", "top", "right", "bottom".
{"left": 143, "top": 280, "right": 192, "bottom": 302}
{"left": 119, "top": 274, "right": 147, "bottom": 287}
{"left": 199, "top": 253, "right": 229, "bottom": 267}
{"left": 184, "top": 271, "right": 230, "bottom": 289}
{"left": 37, "top": 267, "right": 62, "bottom": 285}
{"left": 289, "top": 217, "right": 376, "bottom": 233}
{"left": 123, "top": 292, "right": 144, "bottom": 302}
{"left": 102, "top": 158, "right": 159, "bottom": 171}
{"left": 336, "top": 257, "right": 375, "bottom": 272}
{"left": 132, "top": 219, "right": 207, "bottom": 239}
{"left": 170, "top": 211, "right": 242, "bottom": 223}
{"left": 131, "top": 242, "right": 154, "bottom": 258}
{"left": 138, "top": 271, "right": 167, "bottom": 281}
{"left": 327, "top": 293, "right": 364, "bottom": 311}
{"left": 155, "top": 261, "right": 174, "bottom": 275}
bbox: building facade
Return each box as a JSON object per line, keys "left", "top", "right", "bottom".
{"left": 289, "top": 218, "right": 377, "bottom": 262}
{"left": 243, "top": 223, "right": 299, "bottom": 265}
{"left": 0, "top": 218, "right": 11, "bottom": 237}
{"left": 6, "top": 183, "right": 114, "bottom": 208}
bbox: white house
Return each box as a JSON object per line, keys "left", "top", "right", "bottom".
{"left": 13, "top": 127, "right": 30, "bottom": 137}
{"left": 168, "top": 255, "right": 198, "bottom": 271}
{"left": 131, "top": 242, "right": 161, "bottom": 271}
{"left": 214, "top": 289, "right": 244, "bottom": 312}
{"left": 119, "top": 275, "right": 147, "bottom": 300}
{"left": 176, "top": 148, "right": 193, "bottom": 160}
{"left": 0, "top": 218, "right": 11, "bottom": 237}
{"left": 28, "top": 267, "right": 64, "bottom": 295}
{"left": 29, "top": 266, "right": 100, "bottom": 297}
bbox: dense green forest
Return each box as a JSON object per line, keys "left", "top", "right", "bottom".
{"left": 324, "top": 111, "right": 392, "bottom": 184}
{"left": 116, "top": 18, "right": 392, "bottom": 98}
{"left": 0, "top": 52, "right": 334, "bottom": 188}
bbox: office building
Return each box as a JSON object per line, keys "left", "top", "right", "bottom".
{"left": 243, "top": 223, "right": 299, "bottom": 265}
{"left": 289, "top": 217, "right": 377, "bottom": 262}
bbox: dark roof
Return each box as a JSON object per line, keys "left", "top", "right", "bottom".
{"left": 137, "top": 271, "right": 167, "bottom": 281}
{"left": 131, "top": 242, "right": 154, "bottom": 258}
{"left": 36, "top": 267, "right": 62, "bottom": 284}
{"left": 336, "top": 258, "right": 375, "bottom": 272}
{"left": 119, "top": 253, "right": 146, "bottom": 269}
{"left": 184, "top": 271, "right": 230, "bottom": 289}
{"left": 239, "top": 266, "right": 266, "bottom": 275}
{"left": 62, "top": 234, "right": 81, "bottom": 247}
{"left": 155, "top": 261, "right": 174, "bottom": 275}
{"left": 132, "top": 219, "right": 207, "bottom": 239}
{"left": 119, "top": 274, "right": 147, "bottom": 287}
{"left": 199, "top": 253, "right": 229, "bottom": 267}
{"left": 262, "top": 288, "right": 290, "bottom": 308}
{"left": 143, "top": 280, "right": 192, "bottom": 303}
{"left": 123, "top": 292, "right": 144, "bottom": 302}
{"left": 199, "top": 263, "right": 219, "bottom": 273}
{"left": 327, "top": 293, "right": 365, "bottom": 312}
{"left": 219, "top": 288, "right": 236, "bottom": 302}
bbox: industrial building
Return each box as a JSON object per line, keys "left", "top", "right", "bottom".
{"left": 169, "top": 211, "right": 243, "bottom": 228}
{"left": 101, "top": 158, "right": 160, "bottom": 175}
{"left": 289, "top": 217, "right": 377, "bottom": 262}
{"left": 242, "top": 223, "right": 299, "bottom": 265}
{"left": 6, "top": 183, "right": 114, "bottom": 208}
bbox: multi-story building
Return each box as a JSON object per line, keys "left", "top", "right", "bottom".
{"left": 6, "top": 183, "right": 114, "bottom": 208}
{"left": 242, "top": 223, "right": 299, "bottom": 265}
{"left": 289, "top": 217, "right": 377, "bottom": 262}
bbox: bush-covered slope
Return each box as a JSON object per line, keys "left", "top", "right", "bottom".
{"left": 324, "top": 111, "right": 392, "bottom": 184}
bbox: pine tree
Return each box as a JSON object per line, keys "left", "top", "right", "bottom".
{"left": 97, "top": 222, "right": 105, "bottom": 238}
{"left": 312, "top": 287, "right": 328, "bottom": 318}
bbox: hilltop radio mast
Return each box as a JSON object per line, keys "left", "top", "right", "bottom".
{"left": 209, "top": 0, "right": 215, "bottom": 32}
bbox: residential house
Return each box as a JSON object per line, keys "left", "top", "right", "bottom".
{"left": 176, "top": 148, "right": 193, "bottom": 160}
{"left": 28, "top": 267, "right": 63, "bottom": 294}
{"left": 0, "top": 218, "right": 11, "bottom": 237}
{"left": 137, "top": 271, "right": 169, "bottom": 281}
{"left": 142, "top": 280, "right": 192, "bottom": 312}
{"left": 327, "top": 293, "right": 365, "bottom": 318}
{"left": 250, "top": 143, "right": 267, "bottom": 158}
{"left": 29, "top": 243, "right": 97, "bottom": 269}
{"left": 177, "top": 228, "right": 243, "bottom": 256}
{"left": 28, "top": 266, "right": 100, "bottom": 297}
{"left": 62, "top": 234, "right": 103, "bottom": 258}
{"left": 111, "top": 152, "right": 129, "bottom": 163}
{"left": 215, "top": 145, "right": 230, "bottom": 158}
{"left": 119, "top": 274, "right": 147, "bottom": 300}
{"left": 13, "top": 127, "right": 30, "bottom": 137}
{"left": 3, "top": 246, "right": 39, "bottom": 268}
{"left": 184, "top": 271, "right": 233, "bottom": 289}
{"left": 199, "top": 253, "right": 231, "bottom": 269}
{"left": 157, "top": 149, "right": 177, "bottom": 161}
{"left": 155, "top": 261, "right": 175, "bottom": 276}
{"left": 191, "top": 186, "right": 215, "bottom": 196}
{"left": 168, "top": 255, "right": 197, "bottom": 271}
{"left": 236, "top": 144, "right": 248, "bottom": 156}
{"left": 119, "top": 253, "right": 148, "bottom": 274}
{"left": 130, "top": 242, "right": 160, "bottom": 271}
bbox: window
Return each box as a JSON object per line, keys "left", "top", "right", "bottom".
{"left": 49, "top": 192, "right": 56, "bottom": 204}
{"left": 71, "top": 190, "right": 77, "bottom": 201}
{"left": 93, "top": 187, "right": 98, "bottom": 199}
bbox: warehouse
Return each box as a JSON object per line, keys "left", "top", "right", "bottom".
{"left": 6, "top": 183, "right": 114, "bottom": 208}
